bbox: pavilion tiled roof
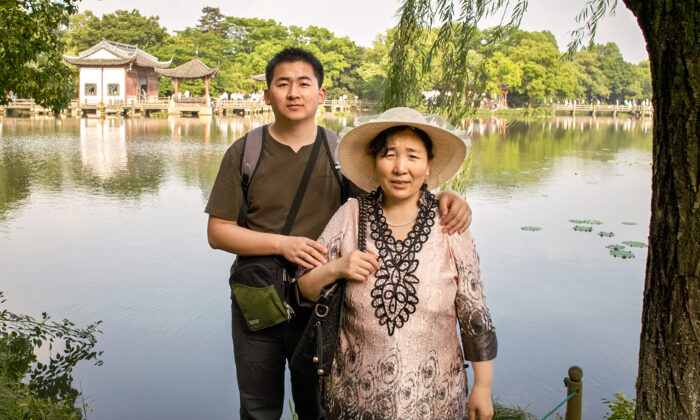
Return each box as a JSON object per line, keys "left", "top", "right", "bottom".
{"left": 250, "top": 74, "right": 266, "bottom": 81}
{"left": 154, "top": 57, "right": 219, "bottom": 79}
{"left": 62, "top": 39, "right": 172, "bottom": 68}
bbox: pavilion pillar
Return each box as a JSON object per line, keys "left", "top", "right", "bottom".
{"left": 172, "top": 78, "right": 179, "bottom": 102}
{"left": 204, "top": 76, "right": 210, "bottom": 102}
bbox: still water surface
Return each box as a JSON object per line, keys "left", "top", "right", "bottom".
{"left": 0, "top": 114, "right": 652, "bottom": 419}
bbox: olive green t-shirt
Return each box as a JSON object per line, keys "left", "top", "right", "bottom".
{"left": 205, "top": 127, "right": 342, "bottom": 240}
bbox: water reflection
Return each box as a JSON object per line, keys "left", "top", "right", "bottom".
{"left": 0, "top": 114, "right": 652, "bottom": 418}
{"left": 80, "top": 119, "right": 127, "bottom": 179}
{"left": 0, "top": 115, "right": 653, "bottom": 222}
{"left": 468, "top": 116, "right": 652, "bottom": 193}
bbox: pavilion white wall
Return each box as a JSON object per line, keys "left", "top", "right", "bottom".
{"left": 79, "top": 67, "right": 102, "bottom": 104}
{"left": 103, "top": 68, "right": 126, "bottom": 103}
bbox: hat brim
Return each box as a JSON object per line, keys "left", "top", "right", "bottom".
{"left": 338, "top": 120, "right": 467, "bottom": 191}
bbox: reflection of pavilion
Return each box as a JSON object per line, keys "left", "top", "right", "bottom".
{"left": 79, "top": 119, "right": 127, "bottom": 178}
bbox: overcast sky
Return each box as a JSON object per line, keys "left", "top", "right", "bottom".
{"left": 78, "top": 0, "right": 649, "bottom": 64}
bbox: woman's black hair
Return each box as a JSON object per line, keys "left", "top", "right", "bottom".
{"left": 367, "top": 125, "right": 434, "bottom": 160}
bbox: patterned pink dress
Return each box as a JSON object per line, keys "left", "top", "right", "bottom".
{"left": 303, "top": 193, "right": 497, "bottom": 420}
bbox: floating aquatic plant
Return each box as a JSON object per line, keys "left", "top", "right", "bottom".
{"left": 598, "top": 231, "right": 615, "bottom": 237}
{"left": 606, "top": 244, "right": 626, "bottom": 251}
{"left": 573, "top": 225, "right": 593, "bottom": 232}
{"left": 621, "top": 221, "right": 637, "bottom": 225}
{"left": 622, "top": 241, "right": 648, "bottom": 248}
{"left": 521, "top": 226, "right": 542, "bottom": 231}
{"left": 568, "top": 219, "right": 603, "bottom": 225}
{"left": 610, "top": 249, "right": 635, "bottom": 259}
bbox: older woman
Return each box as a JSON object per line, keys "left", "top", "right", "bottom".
{"left": 297, "top": 107, "right": 497, "bottom": 420}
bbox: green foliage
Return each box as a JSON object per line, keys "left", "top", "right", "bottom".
{"left": 16, "top": 3, "right": 649, "bottom": 109}
{"left": 0, "top": 291, "right": 103, "bottom": 411}
{"left": 386, "top": 1, "right": 650, "bottom": 119}
{"left": 602, "top": 392, "right": 636, "bottom": 419}
{"left": 440, "top": 153, "right": 472, "bottom": 194}
{"left": 0, "top": 355, "right": 81, "bottom": 420}
{"left": 384, "top": 0, "right": 529, "bottom": 122}
{"left": 64, "top": 9, "right": 169, "bottom": 54}
{"left": 0, "top": 0, "right": 79, "bottom": 113}
{"left": 148, "top": 11, "right": 369, "bottom": 98}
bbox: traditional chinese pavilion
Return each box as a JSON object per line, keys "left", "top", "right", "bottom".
{"left": 153, "top": 56, "right": 219, "bottom": 102}
{"left": 63, "top": 39, "right": 172, "bottom": 104}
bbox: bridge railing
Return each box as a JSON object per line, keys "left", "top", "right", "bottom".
{"left": 550, "top": 104, "right": 653, "bottom": 114}
{"left": 5, "top": 99, "right": 36, "bottom": 107}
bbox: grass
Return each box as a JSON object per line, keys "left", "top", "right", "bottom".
{"left": 0, "top": 339, "right": 82, "bottom": 420}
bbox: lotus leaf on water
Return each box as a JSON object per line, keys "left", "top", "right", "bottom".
{"left": 622, "top": 241, "right": 648, "bottom": 248}
{"left": 521, "top": 226, "right": 542, "bottom": 231}
{"left": 573, "top": 225, "right": 593, "bottom": 232}
{"left": 606, "top": 244, "right": 626, "bottom": 251}
{"left": 610, "top": 249, "right": 635, "bottom": 259}
{"left": 568, "top": 219, "right": 603, "bottom": 225}
{"left": 598, "top": 231, "right": 615, "bottom": 237}
{"left": 621, "top": 222, "right": 637, "bottom": 225}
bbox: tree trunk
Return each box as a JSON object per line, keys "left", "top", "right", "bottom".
{"left": 622, "top": 1, "right": 700, "bottom": 419}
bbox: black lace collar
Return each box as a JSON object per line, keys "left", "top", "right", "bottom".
{"left": 364, "top": 186, "right": 438, "bottom": 336}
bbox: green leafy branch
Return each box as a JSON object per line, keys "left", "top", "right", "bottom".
{"left": 0, "top": 291, "right": 103, "bottom": 406}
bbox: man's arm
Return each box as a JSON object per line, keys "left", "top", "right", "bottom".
{"left": 207, "top": 216, "right": 328, "bottom": 269}
{"left": 435, "top": 190, "right": 473, "bottom": 234}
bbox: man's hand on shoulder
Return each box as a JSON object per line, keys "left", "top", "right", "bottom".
{"left": 436, "top": 190, "right": 472, "bottom": 234}
{"left": 278, "top": 236, "right": 328, "bottom": 269}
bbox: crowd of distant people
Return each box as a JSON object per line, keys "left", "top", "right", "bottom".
{"left": 218, "top": 91, "right": 264, "bottom": 102}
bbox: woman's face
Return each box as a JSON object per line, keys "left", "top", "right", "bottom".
{"left": 374, "top": 128, "right": 431, "bottom": 204}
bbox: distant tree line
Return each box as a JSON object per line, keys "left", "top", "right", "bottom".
{"left": 60, "top": 8, "right": 651, "bottom": 107}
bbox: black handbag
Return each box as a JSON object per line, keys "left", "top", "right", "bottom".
{"left": 290, "top": 195, "right": 368, "bottom": 377}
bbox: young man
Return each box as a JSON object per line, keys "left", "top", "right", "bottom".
{"left": 205, "top": 48, "right": 472, "bottom": 420}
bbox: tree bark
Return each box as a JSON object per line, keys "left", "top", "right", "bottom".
{"left": 622, "top": 1, "right": 700, "bottom": 419}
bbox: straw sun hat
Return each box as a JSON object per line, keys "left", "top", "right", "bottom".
{"left": 337, "top": 107, "right": 469, "bottom": 191}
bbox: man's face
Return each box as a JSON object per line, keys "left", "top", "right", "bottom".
{"left": 264, "top": 61, "right": 326, "bottom": 123}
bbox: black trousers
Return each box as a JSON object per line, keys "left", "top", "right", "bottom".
{"left": 231, "top": 300, "right": 323, "bottom": 420}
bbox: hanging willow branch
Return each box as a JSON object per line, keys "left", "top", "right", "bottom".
{"left": 385, "top": 0, "right": 615, "bottom": 124}
{"left": 567, "top": 0, "right": 618, "bottom": 58}
{"left": 384, "top": 0, "right": 529, "bottom": 124}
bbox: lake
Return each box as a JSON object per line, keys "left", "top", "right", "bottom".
{"left": 0, "top": 113, "right": 652, "bottom": 419}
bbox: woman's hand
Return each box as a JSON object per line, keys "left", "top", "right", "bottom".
{"left": 333, "top": 250, "right": 380, "bottom": 282}
{"left": 467, "top": 384, "right": 493, "bottom": 420}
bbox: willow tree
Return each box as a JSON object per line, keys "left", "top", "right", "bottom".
{"left": 385, "top": 1, "right": 699, "bottom": 418}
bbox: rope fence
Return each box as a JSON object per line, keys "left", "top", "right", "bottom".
{"left": 540, "top": 366, "right": 584, "bottom": 420}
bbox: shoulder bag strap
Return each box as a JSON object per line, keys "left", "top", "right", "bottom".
{"left": 320, "top": 127, "right": 349, "bottom": 203}
{"left": 280, "top": 128, "right": 324, "bottom": 236}
{"left": 237, "top": 125, "right": 266, "bottom": 227}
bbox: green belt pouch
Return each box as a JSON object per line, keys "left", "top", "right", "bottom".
{"left": 229, "top": 256, "right": 293, "bottom": 331}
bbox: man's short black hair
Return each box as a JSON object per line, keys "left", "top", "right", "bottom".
{"left": 265, "top": 47, "right": 324, "bottom": 88}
